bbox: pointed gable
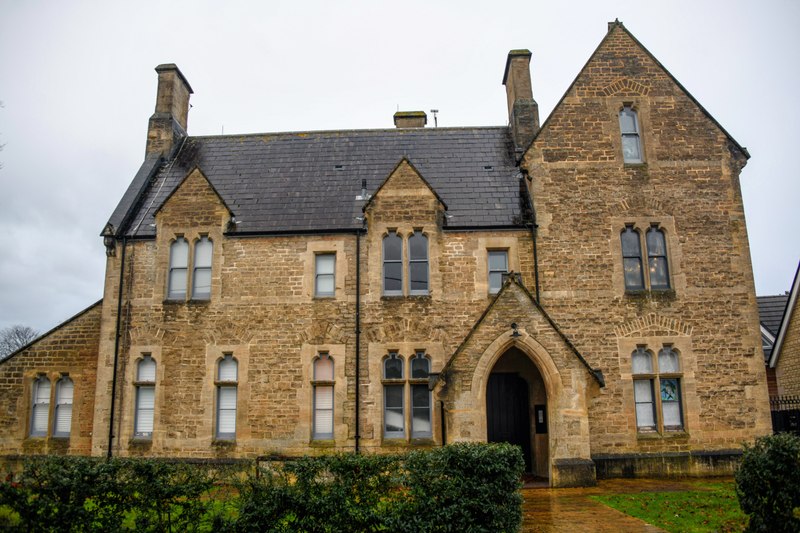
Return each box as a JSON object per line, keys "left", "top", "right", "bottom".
{"left": 155, "top": 166, "right": 233, "bottom": 231}
{"left": 363, "top": 157, "right": 447, "bottom": 225}
{"left": 527, "top": 21, "right": 748, "bottom": 163}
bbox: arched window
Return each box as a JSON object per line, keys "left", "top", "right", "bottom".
{"left": 383, "top": 232, "right": 403, "bottom": 295}
{"left": 216, "top": 355, "right": 238, "bottom": 440}
{"left": 631, "top": 347, "right": 655, "bottom": 431}
{"left": 135, "top": 355, "right": 156, "bottom": 438}
{"left": 619, "top": 106, "right": 642, "bottom": 163}
{"left": 410, "top": 352, "right": 432, "bottom": 437}
{"left": 409, "top": 231, "right": 428, "bottom": 295}
{"left": 312, "top": 354, "right": 334, "bottom": 439}
{"left": 168, "top": 238, "right": 189, "bottom": 299}
{"left": 53, "top": 377, "right": 74, "bottom": 437}
{"left": 658, "top": 346, "right": 682, "bottom": 429}
{"left": 621, "top": 226, "right": 644, "bottom": 290}
{"left": 646, "top": 227, "right": 670, "bottom": 290}
{"left": 30, "top": 376, "right": 50, "bottom": 437}
{"left": 383, "top": 352, "right": 404, "bottom": 438}
{"left": 192, "top": 236, "right": 213, "bottom": 299}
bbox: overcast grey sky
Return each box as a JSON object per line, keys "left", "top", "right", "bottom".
{"left": 1, "top": 0, "right": 798, "bottom": 334}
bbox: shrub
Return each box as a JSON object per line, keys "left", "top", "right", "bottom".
{"left": 735, "top": 432, "right": 800, "bottom": 533}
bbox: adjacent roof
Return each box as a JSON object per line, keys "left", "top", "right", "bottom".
{"left": 758, "top": 294, "right": 790, "bottom": 337}
{"left": 769, "top": 261, "right": 800, "bottom": 368}
{"left": 110, "top": 127, "right": 521, "bottom": 237}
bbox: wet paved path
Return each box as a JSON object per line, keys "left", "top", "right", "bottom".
{"left": 520, "top": 478, "right": 721, "bottom": 532}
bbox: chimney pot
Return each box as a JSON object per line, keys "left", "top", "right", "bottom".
{"left": 393, "top": 111, "right": 427, "bottom": 128}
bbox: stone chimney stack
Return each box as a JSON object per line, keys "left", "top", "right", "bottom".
{"left": 393, "top": 111, "right": 427, "bottom": 128}
{"left": 146, "top": 64, "right": 193, "bottom": 158}
{"left": 502, "top": 50, "right": 539, "bottom": 158}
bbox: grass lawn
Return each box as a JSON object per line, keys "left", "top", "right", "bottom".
{"left": 590, "top": 481, "right": 748, "bottom": 533}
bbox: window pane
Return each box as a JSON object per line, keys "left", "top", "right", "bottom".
{"left": 316, "top": 274, "right": 334, "bottom": 296}
{"left": 218, "top": 386, "right": 237, "bottom": 436}
{"left": 489, "top": 271, "right": 504, "bottom": 293}
{"left": 384, "top": 262, "right": 402, "bottom": 293}
{"left": 138, "top": 357, "right": 156, "bottom": 382}
{"left": 412, "top": 384, "right": 431, "bottom": 436}
{"left": 646, "top": 229, "right": 666, "bottom": 257}
{"left": 488, "top": 251, "right": 508, "bottom": 272}
{"left": 619, "top": 109, "right": 638, "bottom": 133}
{"left": 411, "top": 356, "right": 430, "bottom": 379}
{"left": 383, "top": 233, "right": 402, "bottom": 261}
{"left": 314, "top": 385, "right": 334, "bottom": 438}
{"left": 623, "top": 258, "right": 644, "bottom": 290}
{"left": 660, "top": 378, "right": 680, "bottom": 402}
{"left": 35, "top": 378, "right": 51, "bottom": 403}
{"left": 632, "top": 348, "right": 652, "bottom": 374}
{"left": 384, "top": 385, "right": 404, "bottom": 434}
{"left": 194, "top": 237, "right": 213, "bottom": 267}
{"left": 31, "top": 378, "right": 50, "bottom": 436}
{"left": 658, "top": 348, "right": 680, "bottom": 373}
{"left": 649, "top": 258, "right": 670, "bottom": 289}
{"left": 170, "top": 239, "right": 189, "bottom": 268}
{"left": 409, "top": 262, "right": 428, "bottom": 293}
{"left": 136, "top": 386, "right": 154, "bottom": 434}
{"left": 168, "top": 269, "right": 187, "bottom": 299}
{"left": 54, "top": 379, "right": 73, "bottom": 436}
{"left": 633, "top": 380, "right": 655, "bottom": 428}
{"left": 192, "top": 268, "right": 212, "bottom": 299}
{"left": 409, "top": 232, "right": 428, "bottom": 260}
{"left": 314, "top": 355, "right": 334, "bottom": 381}
{"left": 316, "top": 254, "right": 335, "bottom": 275}
{"left": 384, "top": 356, "right": 403, "bottom": 379}
{"left": 622, "top": 136, "right": 641, "bottom": 162}
{"left": 218, "top": 356, "right": 238, "bottom": 381}
{"left": 621, "top": 228, "right": 641, "bottom": 256}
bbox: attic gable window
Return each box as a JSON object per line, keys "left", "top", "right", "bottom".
{"left": 383, "top": 232, "right": 403, "bottom": 296}
{"left": 192, "top": 236, "right": 213, "bottom": 299}
{"left": 619, "top": 106, "right": 643, "bottom": 163}
{"left": 168, "top": 238, "right": 189, "bottom": 300}
{"left": 409, "top": 231, "right": 429, "bottom": 295}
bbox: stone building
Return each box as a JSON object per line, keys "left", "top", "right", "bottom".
{"left": 0, "top": 21, "right": 772, "bottom": 487}
{"left": 767, "top": 262, "right": 800, "bottom": 397}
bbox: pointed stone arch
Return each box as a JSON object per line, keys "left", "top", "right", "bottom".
{"left": 615, "top": 313, "right": 693, "bottom": 338}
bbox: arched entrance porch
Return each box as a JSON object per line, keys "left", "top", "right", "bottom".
{"left": 486, "top": 347, "right": 549, "bottom": 477}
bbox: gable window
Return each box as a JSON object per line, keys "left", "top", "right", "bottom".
{"left": 621, "top": 224, "right": 670, "bottom": 291}
{"left": 383, "top": 352, "right": 405, "bottom": 438}
{"left": 53, "top": 376, "right": 74, "bottom": 438}
{"left": 312, "top": 353, "right": 334, "bottom": 439}
{"left": 383, "top": 232, "right": 403, "bottom": 295}
{"left": 632, "top": 345, "right": 683, "bottom": 433}
{"left": 315, "top": 254, "right": 335, "bottom": 297}
{"left": 192, "top": 236, "right": 213, "bottom": 299}
{"left": 488, "top": 250, "right": 509, "bottom": 294}
{"left": 619, "top": 106, "right": 642, "bottom": 163}
{"left": 168, "top": 238, "right": 189, "bottom": 300}
{"left": 216, "top": 354, "right": 238, "bottom": 440}
{"left": 30, "top": 376, "right": 50, "bottom": 437}
{"left": 621, "top": 226, "right": 645, "bottom": 290}
{"left": 410, "top": 352, "right": 432, "bottom": 438}
{"left": 409, "top": 231, "right": 429, "bottom": 295}
{"left": 134, "top": 356, "right": 156, "bottom": 438}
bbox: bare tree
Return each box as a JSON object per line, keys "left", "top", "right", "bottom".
{"left": 0, "top": 325, "right": 39, "bottom": 358}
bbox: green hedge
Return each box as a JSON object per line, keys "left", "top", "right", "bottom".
{"left": 0, "top": 443, "right": 524, "bottom": 532}
{"left": 735, "top": 432, "right": 800, "bottom": 533}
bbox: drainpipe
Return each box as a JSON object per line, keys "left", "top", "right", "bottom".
{"left": 440, "top": 401, "right": 446, "bottom": 446}
{"left": 354, "top": 227, "right": 362, "bottom": 453}
{"left": 520, "top": 171, "right": 541, "bottom": 302}
{"left": 107, "top": 237, "right": 127, "bottom": 459}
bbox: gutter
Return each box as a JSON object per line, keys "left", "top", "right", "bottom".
{"left": 107, "top": 237, "right": 127, "bottom": 458}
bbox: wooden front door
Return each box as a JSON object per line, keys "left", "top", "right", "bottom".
{"left": 487, "top": 373, "right": 532, "bottom": 472}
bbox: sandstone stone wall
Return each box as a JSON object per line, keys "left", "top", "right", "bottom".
{"left": 0, "top": 302, "right": 101, "bottom": 457}
{"left": 522, "top": 24, "right": 771, "bottom": 461}
{"left": 775, "top": 289, "right": 800, "bottom": 395}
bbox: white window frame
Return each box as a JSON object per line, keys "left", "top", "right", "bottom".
{"left": 383, "top": 231, "right": 404, "bottom": 296}
{"left": 30, "top": 376, "right": 51, "bottom": 437}
{"left": 167, "top": 237, "right": 190, "bottom": 300}
{"left": 315, "top": 253, "right": 336, "bottom": 298}
{"left": 53, "top": 376, "right": 74, "bottom": 438}
{"left": 619, "top": 106, "right": 643, "bottom": 163}
{"left": 216, "top": 354, "right": 238, "bottom": 441}
{"left": 134, "top": 355, "right": 156, "bottom": 438}
{"left": 312, "top": 353, "right": 335, "bottom": 439}
{"left": 192, "top": 236, "right": 213, "bottom": 300}
{"left": 632, "top": 345, "right": 684, "bottom": 433}
{"left": 410, "top": 352, "right": 432, "bottom": 438}
{"left": 408, "top": 231, "right": 429, "bottom": 295}
{"left": 382, "top": 352, "right": 405, "bottom": 439}
{"left": 488, "top": 250, "right": 509, "bottom": 294}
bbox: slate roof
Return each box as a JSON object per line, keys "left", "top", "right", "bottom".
{"left": 758, "top": 295, "right": 790, "bottom": 337}
{"left": 111, "top": 127, "right": 522, "bottom": 237}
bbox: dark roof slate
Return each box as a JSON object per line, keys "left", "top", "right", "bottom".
{"left": 113, "top": 127, "right": 521, "bottom": 237}
{"left": 758, "top": 294, "right": 790, "bottom": 337}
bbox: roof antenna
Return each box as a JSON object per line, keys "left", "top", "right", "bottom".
{"left": 431, "top": 109, "right": 439, "bottom": 128}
